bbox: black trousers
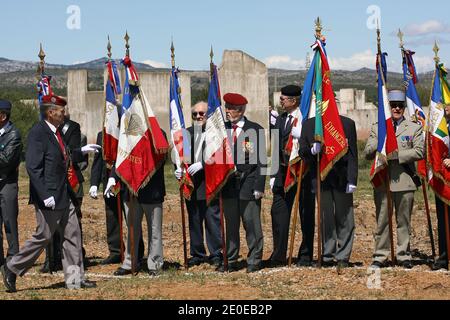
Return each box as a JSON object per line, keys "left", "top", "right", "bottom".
{"left": 185, "top": 199, "right": 222, "bottom": 260}
{"left": 0, "top": 182, "right": 19, "bottom": 266}
{"left": 104, "top": 196, "right": 124, "bottom": 258}
{"left": 270, "top": 178, "right": 315, "bottom": 263}
{"left": 435, "top": 196, "right": 450, "bottom": 259}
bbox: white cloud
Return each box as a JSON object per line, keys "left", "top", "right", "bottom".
{"left": 328, "top": 50, "right": 375, "bottom": 71}
{"left": 141, "top": 60, "right": 167, "bottom": 68}
{"left": 262, "top": 55, "right": 305, "bottom": 69}
{"left": 402, "top": 20, "right": 450, "bottom": 36}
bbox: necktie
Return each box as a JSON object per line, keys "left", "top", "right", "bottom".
{"left": 394, "top": 121, "right": 398, "bottom": 133}
{"left": 285, "top": 115, "right": 293, "bottom": 130}
{"left": 56, "top": 130, "right": 67, "bottom": 160}
{"left": 232, "top": 124, "right": 238, "bottom": 145}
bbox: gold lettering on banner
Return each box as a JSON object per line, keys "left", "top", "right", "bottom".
{"left": 118, "top": 147, "right": 142, "bottom": 164}
{"left": 325, "top": 146, "right": 335, "bottom": 155}
{"left": 324, "top": 121, "right": 346, "bottom": 148}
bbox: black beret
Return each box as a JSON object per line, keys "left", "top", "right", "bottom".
{"left": 0, "top": 99, "right": 12, "bottom": 111}
{"left": 281, "top": 85, "right": 302, "bottom": 97}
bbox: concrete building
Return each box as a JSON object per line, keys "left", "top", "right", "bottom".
{"left": 67, "top": 69, "right": 191, "bottom": 144}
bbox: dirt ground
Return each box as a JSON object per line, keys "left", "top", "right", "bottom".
{"left": 0, "top": 178, "right": 449, "bottom": 300}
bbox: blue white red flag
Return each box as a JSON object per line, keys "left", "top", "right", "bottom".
{"left": 170, "top": 67, "right": 194, "bottom": 200}
{"left": 103, "top": 60, "right": 122, "bottom": 168}
{"left": 115, "top": 56, "right": 169, "bottom": 195}
{"left": 203, "top": 64, "right": 234, "bottom": 204}
{"left": 370, "top": 52, "right": 398, "bottom": 188}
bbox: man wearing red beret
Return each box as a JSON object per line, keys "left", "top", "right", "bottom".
{"left": 216, "top": 93, "right": 267, "bottom": 273}
{"left": 1, "top": 95, "right": 101, "bottom": 292}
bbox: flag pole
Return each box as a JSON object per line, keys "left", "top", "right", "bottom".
{"left": 378, "top": 25, "right": 396, "bottom": 265}
{"left": 124, "top": 31, "right": 137, "bottom": 276}
{"left": 398, "top": 30, "right": 436, "bottom": 258}
{"left": 210, "top": 46, "right": 228, "bottom": 272}
{"left": 107, "top": 36, "right": 125, "bottom": 263}
{"left": 315, "top": 17, "right": 323, "bottom": 268}
{"left": 37, "top": 44, "right": 55, "bottom": 274}
{"left": 288, "top": 161, "right": 304, "bottom": 267}
{"left": 172, "top": 41, "right": 189, "bottom": 270}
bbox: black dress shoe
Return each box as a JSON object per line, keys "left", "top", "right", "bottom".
{"left": 208, "top": 256, "right": 222, "bottom": 267}
{"left": 265, "top": 260, "right": 285, "bottom": 269}
{"left": 431, "top": 259, "right": 448, "bottom": 271}
{"left": 188, "top": 257, "right": 205, "bottom": 267}
{"left": 399, "top": 260, "right": 413, "bottom": 269}
{"left": 148, "top": 270, "right": 160, "bottom": 277}
{"left": 1, "top": 264, "right": 17, "bottom": 293}
{"left": 80, "top": 280, "right": 97, "bottom": 289}
{"left": 370, "top": 261, "right": 385, "bottom": 269}
{"left": 216, "top": 262, "right": 239, "bottom": 273}
{"left": 113, "top": 267, "right": 133, "bottom": 276}
{"left": 296, "top": 259, "right": 312, "bottom": 267}
{"left": 101, "top": 255, "right": 122, "bottom": 265}
{"left": 246, "top": 264, "right": 261, "bottom": 273}
{"left": 322, "top": 260, "right": 336, "bottom": 268}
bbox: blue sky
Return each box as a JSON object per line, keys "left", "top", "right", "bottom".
{"left": 1, "top": 0, "right": 449, "bottom": 72}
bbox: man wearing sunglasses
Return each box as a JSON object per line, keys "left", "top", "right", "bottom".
{"left": 364, "top": 89, "right": 424, "bottom": 269}
{"left": 174, "top": 101, "right": 223, "bottom": 268}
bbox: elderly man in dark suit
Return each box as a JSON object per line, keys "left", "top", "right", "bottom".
{"left": 1, "top": 95, "right": 100, "bottom": 292}
{"left": 41, "top": 115, "right": 88, "bottom": 273}
{"left": 0, "top": 100, "right": 23, "bottom": 269}
{"left": 299, "top": 115, "right": 358, "bottom": 269}
{"left": 269, "top": 85, "right": 316, "bottom": 268}
{"left": 215, "top": 93, "right": 267, "bottom": 273}
{"left": 174, "top": 101, "right": 222, "bottom": 267}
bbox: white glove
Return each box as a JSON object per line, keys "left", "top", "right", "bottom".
{"left": 89, "top": 186, "right": 98, "bottom": 199}
{"left": 346, "top": 183, "right": 357, "bottom": 194}
{"left": 174, "top": 167, "right": 183, "bottom": 180}
{"left": 311, "top": 142, "right": 322, "bottom": 156}
{"left": 291, "top": 127, "right": 301, "bottom": 139}
{"left": 81, "top": 144, "right": 102, "bottom": 155}
{"left": 270, "top": 178, "right": 275, "bottom": 190}
{"left": 253, "top": 191, "right": 264, "bottom": 200}
{"left": 104, "top": 177, "right": 117, "bottom": 199}
{"left": 187, "top": 162, "right": 203, "bottom": 176}
{"left": 43, "top": 196, "right": 56, "bottom": 210}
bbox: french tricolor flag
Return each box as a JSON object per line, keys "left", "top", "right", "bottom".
{"left": 170, "top": 67, "right": 194, "bottom": 200}
{"left": 204, "top": 64, "right": 234, "bottom": 204}
{"left": 103, "top": 60, "right": 121, "bottom": 168}
{"left": 370, "top": 52, "right": 398, "bottom": 188}
{"left": 115, "top": 57, "right": 169, "bottom": 194}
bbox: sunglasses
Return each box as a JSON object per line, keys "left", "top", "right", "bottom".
{"left": 192, "top": 111, "right": 206, "bottom": 117}
{"left": 391, "top": 104, "right": 405, "bottom": 110}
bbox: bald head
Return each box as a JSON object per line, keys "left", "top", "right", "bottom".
{"left": 191, "top": 101, "right": 208, "bottom": 126}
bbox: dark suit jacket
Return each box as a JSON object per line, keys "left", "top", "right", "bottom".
{"left": 61, "top": 118, "right": 87, "bottom": 184}
{"left": 270, "top": 112, "right": 296, "bottom": 191}
{"left": 221, "top": 117, "right": 267, "bottom": 200}
{"left": 0, "top": 122, "right": 23, "bottom": 183}
{"left": 299, "top": 116, "right": 358, "bottom": 192}
{"left": 185, "top": 125, "right": 207, "bottom": 201}
{"left": 26, "top": 120, "right": 85, "bottom": 210}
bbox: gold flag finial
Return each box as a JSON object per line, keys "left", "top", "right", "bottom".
{"left": 397, "top": 29, "right": 404, "bottom": 48}
{"left": 171, "top": 38, "right": 175, "bottom": 68}
{"left": 433, "top": 41, "right": 440, "bottom": 63}
{"left": 36, "top": 43, "right": 46, "bottom": 80}
{"left": 210, "top": 45, "right": 214, "bottom": 64}
{"left": 107, "top": 36, "right": 112, "bottom": 60}
{"left": 124, "top": 31, "right": 130, "bottom": 57}
{"left": 315, "top": 17, "right": 323, "bottom": 39}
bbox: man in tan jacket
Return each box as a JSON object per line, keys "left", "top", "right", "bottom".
{"left": 364, "top": 90, "right": 424, "bottom": 269}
